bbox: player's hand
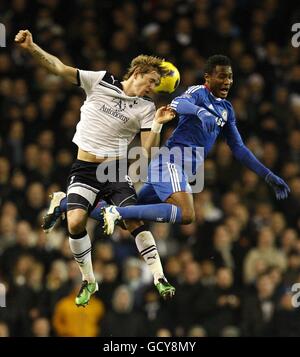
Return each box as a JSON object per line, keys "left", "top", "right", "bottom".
{"left": 14, "top": 30, "right": 33, "bottom": 49}
{"left": 265, "top": 172, "right": 290, "bottom": 200}
{"left": 154, "top": 105, "right": 176, "bottom": 124}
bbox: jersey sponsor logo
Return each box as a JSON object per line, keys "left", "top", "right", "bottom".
{"left": 99, "top": 104, "right": 130, "bottom": 123}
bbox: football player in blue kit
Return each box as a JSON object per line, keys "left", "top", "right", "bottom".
{"left": 100, "top": 54, "right": 290, "bottom": 233}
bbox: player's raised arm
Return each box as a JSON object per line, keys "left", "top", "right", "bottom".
{"left": 14, "top": 29, "right": 77, "bottom": 84}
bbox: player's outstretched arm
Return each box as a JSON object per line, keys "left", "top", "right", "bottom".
{"left": 15, "top": 29, "right": 77, "bottom": 84}
{"left": 224, "top": 115, "right": 290, "bottom": 200}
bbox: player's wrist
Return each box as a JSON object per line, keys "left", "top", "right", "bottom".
{"left": 27, "top": 42, "right": 36, "bottom": 53}
{"left": 151, "top": 120, "right": 163, "bottom": 133}
{"left": 264, "top": 171, "right": 273, "bottom": 183}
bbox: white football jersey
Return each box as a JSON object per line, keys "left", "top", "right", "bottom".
{"left": 72, "top": 70, "right": 156, "bottom": 157}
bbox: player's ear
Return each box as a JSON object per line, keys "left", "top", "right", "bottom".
{"left": 133, "top": 69, "right": 141, "bottom": 79}
{"left": 204, "top": 73, "right": 210, "bottom": 83}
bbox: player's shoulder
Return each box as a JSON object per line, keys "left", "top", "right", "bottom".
{"left": 141, "top": 95, "right": 154, "bottom": 103}
{"left": 174, "top": 84, "right": 206, "bottom": 101}
{"left": 137, "top": 92, "right": 155, "bottom": 111}
{"left": 101, "top": 71, "right": 123, "bottom": 90}
{"left": 140, "top": 97, "right": 155, "bottom": 114}
{"left": 223, "top": 99, "right": 234, "bottom": 111}
{"left": 185, "top": 84, "right": 206, "bottom": 95}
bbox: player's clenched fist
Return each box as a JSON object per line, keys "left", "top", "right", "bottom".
{"left": 14, "top": 30, "right": 33, "bottom": 49}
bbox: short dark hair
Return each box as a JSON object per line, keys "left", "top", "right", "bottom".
{"left": 204, "top": 55, "right": 231, "bottom": 74}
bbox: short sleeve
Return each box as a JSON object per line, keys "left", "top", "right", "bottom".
{"left": 140, "top": 102, "right": 156, "bottom": 130}
{"left": 77, "top": 70, "right": 106, "bottom": 92}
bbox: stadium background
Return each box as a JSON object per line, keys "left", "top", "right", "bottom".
{"left": 0, "top": 0, "right": 300, "bottom": 337}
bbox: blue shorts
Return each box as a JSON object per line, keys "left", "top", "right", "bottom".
{"left": 138, "top": 154, "right": 192, "bottom": 203}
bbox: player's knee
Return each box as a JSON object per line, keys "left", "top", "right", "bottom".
{"left": 67, "top": 210, "right": 86, "bottom": 234}
{"left": 181, "top": 209, "right": 195, "bottom": 224}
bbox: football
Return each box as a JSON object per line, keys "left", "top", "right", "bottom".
{"left": 154, "top": 61, "right": 180, "bottom": 94}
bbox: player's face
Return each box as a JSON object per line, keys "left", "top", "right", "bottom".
{"left": 205, "top": 65, "right": 233, "bottom": 99}
{"left": 133, "top": 71, "right": 161, "bottom": 97}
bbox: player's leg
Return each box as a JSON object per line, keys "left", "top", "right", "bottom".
{"left": 67, "top": 191, "right": 98, "bottom": 307}
{"left": 125, "top": 219, "right": 175, "bottom": 300}
{"left": 41, "top": 154, "right": 159, "bottom": 231}
{"left": 41, "top": 164, "right": 174, "bottom": 231}
{"left": 42, "top": 193, "right": 108, "bottom": 232}
{"left": 166, "top": 191, "right": 195, "bottom": 223}
{"left": 43, "top": 183, "right": 174, "bottom": 300}
{"left": 66, "top": 162, "right": 101, "bottom": 307}
{"left": 104, "top": 179, "right": 175, "bottom": 299}
{"left": 102, "top": 161, "right": 193, "bottom": 234}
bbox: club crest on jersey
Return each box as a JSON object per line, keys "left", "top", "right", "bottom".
{"left": 216, "top": 109, "right": 228, "bottom": 127}
{"left": 112, "top": 98, "right": 126, "bottom": 112}
{"left": 221, "top": 110, "right": 228, "bottom": 122}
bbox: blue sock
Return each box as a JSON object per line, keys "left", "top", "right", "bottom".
{"left": 90, "top": 201, "right": 107, "bottom": 221}
{"left": 116, "top": 203, "right": 183, "bottom": 223}
{"left": 60, "top": 197, "right": 67, "bottom": 212}
{"left": 60, "top": 197, "right": 106, "bottom": 224}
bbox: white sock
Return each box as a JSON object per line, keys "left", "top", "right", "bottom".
{"left": 135, "top": 230, "right": 164, "bottom": 285}
{"left": 69, "top": 233, "right": 95, "bottom": 283}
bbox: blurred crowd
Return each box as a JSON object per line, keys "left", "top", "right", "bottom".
{"left": 0, "top": 0, "right": 300, "bottom": 337}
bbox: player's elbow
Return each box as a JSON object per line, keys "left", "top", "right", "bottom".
{"left": 51, "top": 62, "right": 65, "bottom": 76}
{"left": 58, "top": 64, "right": 78, "bottom": 84}
{"left": 181, "top": 209, "right": 195, "bottom": 224}
{"left": 231, "top": 144, "right": 247, "bottom": 160}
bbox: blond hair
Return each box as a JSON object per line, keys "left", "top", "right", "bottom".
{"left": 123, "top": 54, "right": 168, "bottom": 80}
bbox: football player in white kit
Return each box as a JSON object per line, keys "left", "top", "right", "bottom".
{"left": 15, "top": 29, "right": 176, "bottom": 306}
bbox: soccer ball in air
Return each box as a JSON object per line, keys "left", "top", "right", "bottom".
{"left": 154, "top": 61, "right": 180, "bottom": 94}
